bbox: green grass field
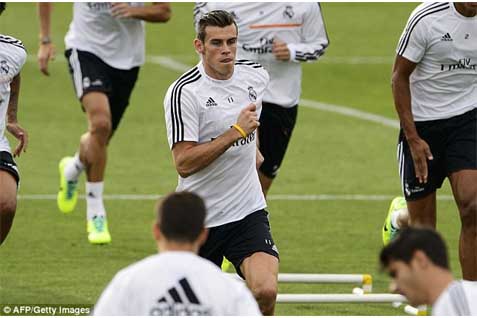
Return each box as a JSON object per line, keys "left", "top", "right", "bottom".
{"left": 0, "top": 3, "right": 465, "bottom": 315}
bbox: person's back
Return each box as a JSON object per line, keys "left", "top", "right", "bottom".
{"left": 94, "top": 251, "right": 260, "bottom": 315}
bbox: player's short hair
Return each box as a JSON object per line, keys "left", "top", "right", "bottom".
{"left": 380, "top": 227, "right": 449, "bottom": 270}
{"left": 197, "top": 10, "right": 237, "bottom": 42}
{"left": 0, "top": 3, "right": 6, "bottom": 15}
{"left": 156, "top": 191, "right": 206, "bottom": 243}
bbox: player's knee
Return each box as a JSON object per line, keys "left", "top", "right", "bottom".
{"left": 0, "top": 199, "right": 16, "bottom": 216}
{"left": 251, "top": 281, "right": 277, "bottom": 313}
{"left": 459, "top": 198, "right": 477, "bottom": 230}
{"left": 90, "top": 117, "right": 112, "bottom": 141}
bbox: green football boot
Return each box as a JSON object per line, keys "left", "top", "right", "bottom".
{"left": 57, "top": 157, "right": 78, "bottom": 213}
{"left": 87, "top": 215, "right": 112, "bottom": 245}
{"left": 382, "top": 196, "right": 407, "bottom": 245}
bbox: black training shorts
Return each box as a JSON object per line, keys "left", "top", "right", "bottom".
{"left": 398, "top": 108, "right": 477, "bottom": 200}
{"left": 258, "top": 102, "right": 298, "bottom": 179}
{"left": 199, "top": 209, "right": 279, "bottom": 278}
{"left": 65, "top": 48, "right": 140, "bottom": 132}
{"left": 0, "top": 151, "right": 19, "bottom": 185}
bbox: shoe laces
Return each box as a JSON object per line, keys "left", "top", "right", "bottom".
{"left": 66, "top": 180, "right": 78, "bottom": 199}
{"left": 92, "top": 216, "right": 105, "bottom": 232}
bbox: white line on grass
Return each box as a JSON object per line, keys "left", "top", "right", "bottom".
{"left": 17, "top": 194, "right": 455, "bottom": 201}
{"left": 27, "top": 54, "right": 399, "bottom": 128}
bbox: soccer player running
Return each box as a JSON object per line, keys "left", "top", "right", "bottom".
{"left": 37, "top": 3, "right": 171, "bottom": 244}
{"left": 164, "top": 11, "right": 279, "bottom": 315}
{"left": 380, "top": 228, "right": 477, "bottom": 316}
{"left": 194, "top": 3, "right": 329, "bottom": 196}
{"left": 94, "top": 192, "right": 261, "bottom": 315}
{"left": 0, "top": 3, "right": 28, "bottom": 246}
{"left": 388, "top": 2, "right": 477, "bottom": 280}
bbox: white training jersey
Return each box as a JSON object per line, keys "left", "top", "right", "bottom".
{"left": 164, "top": 61, "right": 269, "bottom": 227}
{"left": 432, "top": 280, "right": 477, "bottom": 316}
{"left": 93, "top": 251, "right": 261, "bottom": 316}
{"left": 65, "top": 2, "right": 145, "bottom": 70}
{"left": 194, "top": 2, "right": 329, "bottom": 108}
{"left": 0, "top": 35, "right": 27, "bottom": 153}
{"left": 396, "top": 2, "right": 477, "bottom": 121}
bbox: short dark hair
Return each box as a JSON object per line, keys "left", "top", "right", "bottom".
{"left": 197, "top": 10, "right": 237, "bottom": 42}
{"left": 156, "top": 192, "right": 206, "bottom": 243}
{"left": 0, "top": 3, "right": 6, "bottom": 15}
{"left": 380, "top": 227, "right": 449, "bottom": 270}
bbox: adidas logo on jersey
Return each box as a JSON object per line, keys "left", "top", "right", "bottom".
{"left": 441, "top": 33, "right": 453, "bottom": 41}
{"left": 205, "top": 97, "right": 218, "bottom": 107}
{"left": 149, "top": 278, "right": 211, "bottom": 315}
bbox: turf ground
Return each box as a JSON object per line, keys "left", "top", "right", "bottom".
{"left": 0, "top": 2, "right": 465, "bottom": 315}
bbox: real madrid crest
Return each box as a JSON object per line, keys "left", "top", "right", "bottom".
{"left": 248, "top": 86, "right": 257, "bottom": 102}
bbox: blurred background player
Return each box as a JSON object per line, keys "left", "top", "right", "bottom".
{"left": 380, "top": 227, "right": 477, "bottom": 316}
{"left": 36, "top": 2, "right": 171, "bottom": 244}
{"left": 0, "top": 2, "right": 28, "bottom": 246}
{"left": 194, "top": 3, "right": 329, "bottom": 196}
{"left": 388, "top": 2, "right": 477, "bottom": 279}
{"left": 94, "top": 192, "right": 261, "bottom": 316}
{"left": 164, "top": 11, "right": 279, "bottom": 315}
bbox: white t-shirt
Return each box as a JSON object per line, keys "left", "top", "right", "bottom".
{"left": 65, "top": 2, "right": 145, "bottom": 70}
{"left": 194, "top": 2, "right": 329, "bottom": 108}
{"left": 396, "top": 2, "right": 477, "bottom": 121}
{"left": 432, "top": 280, "right": 477, "bottom": 316}
{"left": 0, "top": 35, "right": 27, "bottom": 153}
{"left": 93, "top": 251, "right": 261, "bottom": 316}
{"left": 164, "top": 61, "right": 269, "bottom": 227}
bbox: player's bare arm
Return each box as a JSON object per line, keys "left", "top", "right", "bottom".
{"left": 6, "top": 74, "right": 28, "bottom": 157}
{"left": 392, "top": 55, "right": 433, "bottom": 184}
{"left": 172, "top": 103, "right": 259, "bottom": 178}
{"left": 37, "top": 3, "right": 55, "bottom": 76}
{"left": 111, "top": 2, "right": 171, "bottom": 22}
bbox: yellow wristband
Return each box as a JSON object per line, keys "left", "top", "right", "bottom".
{"left": 232, "top": 124, "right": 247, "bottom": 138}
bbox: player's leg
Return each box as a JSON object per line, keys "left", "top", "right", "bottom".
{"left": 449, "top": 170, "right": 477, "bottom": 280}
{"left": 0, "top": 152, "right": 19, "bottom": 246}
{"left": 224, "top": 210, "right": 279, "bottom": 315}
{"left": 80, "top": 92, "right": 112, "bottom": 244}
{"left": 0, "top": 171, "right": 17, "bottom": 245}
{"left": 258, "top": 103, "right": 297, "bottom": 196}
{"left": 446, "top": 108, "right": 477, "bottom": 280}
{"left": 241, "top": 252, "right": 279, "bottom": 315}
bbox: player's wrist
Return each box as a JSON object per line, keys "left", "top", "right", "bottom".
{"left": 231, "top": 124, "right": 247, "bottom": 139}
{"left": 39, "top": 35, "right": 52, "bottom": 45}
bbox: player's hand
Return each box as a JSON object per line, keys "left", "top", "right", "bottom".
{"left": 111, "top": 3, "right": 136, "bottom": 19}
{"left": 37, "top": 43, "right": 56, "bottom": 76}
{"left": 6, "top": 122, "right": 28, "bottom": 157}
{"left": 236, "top": 103, "right": 260, "bottom": 136}
{"left": 256, "top": 148, "right": 264, "bottom": 170}
{"left": 407, "top": 136, "right": 433, "bottom": 184}
{"left": 272, "top": 39, "right": 290, "bottom": 61}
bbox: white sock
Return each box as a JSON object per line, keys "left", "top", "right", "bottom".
{"left": 86, "top": 182, "right": 106, "bottom": 221}
{"left": 391, "top": 209, "right": 406, "bottom": 229}
{"left": 64, "top": 153, "right": 85, "bottom": 181}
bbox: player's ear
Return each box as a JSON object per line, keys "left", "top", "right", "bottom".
{"left": 197, "top": 228, "right": 208, "bottom": 247}
{"left": 153, "top": 222, "right": 162, "bottom": 242}
{"left": 194, "top": 38, "right": 204, "bottom": 55}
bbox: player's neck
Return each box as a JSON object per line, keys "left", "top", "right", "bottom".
{"left": 426, "top": 268, "right": 454, "bottom": 305}
{"left": 454, "top": 3, "right": 477, "bottom": 17}
{"left": 202, "top": 63, "right": 234, "bottom": 81}
{"left": 158, "top": 241, "right": 200, "bottom": 254}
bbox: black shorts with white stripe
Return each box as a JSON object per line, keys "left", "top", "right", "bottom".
{"left": 64, "top": 49, "right": 139, "bottom": 133}
{"left": 199, "top": 209, "right": 279, "bottom": 279}
{"left": 0, "top": 151, "right": 19, "bottom": 185}
{"left": 397, "top": 108, "right": 477, "bottom": 201}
